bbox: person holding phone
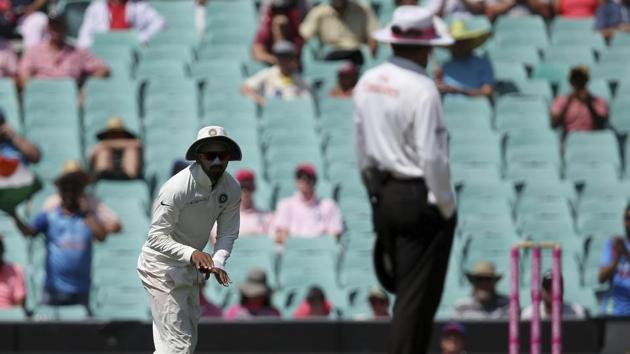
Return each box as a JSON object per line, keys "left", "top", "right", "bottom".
{"left": 598, "top": 204, "right": 630, "bottom": 316}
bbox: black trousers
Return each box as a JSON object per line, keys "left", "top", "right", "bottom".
{"left": 371, "top": 178, "right": 456, "bottom": 354}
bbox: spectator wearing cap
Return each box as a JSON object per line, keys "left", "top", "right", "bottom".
{"left": 0, "top": 236, "right": 27, "bottom": 309}
{"left": 435, "top": 20, "right": 493, "bottom": 99}
{"left": 10, "top": 161, "right": 109, "bottom": 307}
{"left": 0, "top": 109, "right": 40, "bottom": 164}
{"left": 451, "top": 260, "right": 510, "bottom": 319}
{"left": 272, "top": 164, "right": 343, "bottom": 245}
{"left": 522, "top": 271, "right": 586, "bottom": 320}
{"left": 241, "top": 41, "right": 310, "bottom": 105}
{"left": 595, "top": 0, "right": 630, "bottom": 42}
{"left": 551, "top": 65, "right": 608, "bottom": 139}
{"left": 224, "top": 268, "right": 280, "bottom": 319}
{"left": 253, "top": 0, "right": 304, "bottom": 65}
{"left": 440, "top": 322, "right": 466, "bottom": 354}
{"left": 77, "top": 0, "right": 165, "bottom": 48}
{"left": 90, "top": 116, "right": 143, "bottom": 180}
{"left": 554, "top": 0, "right": 599, "bottom": 17}
{"left": 42, "top": 162, "right": 122, "bottom": 235}
{"left": 234, "top": 169, "right": 273, "bottom": 236}
{"left": 0, "top": 41, "right": 17, "bottom": 79}
{"left": 598, "top": 204, "right": 630, "bottom": 316}
{"left": 368, "top": 287, "right": 390, "bottom": 318}
{"left": 328, "top": 61, "right": 360, "bottom": 98}
{"left": 299, "top": 0, "right": 379, "bottom": 65}
{"left": 18, "top": 16, "right": 110, "bottom": 88}
{"left": 294, "top": 286, "right": 333, "bottom": 318}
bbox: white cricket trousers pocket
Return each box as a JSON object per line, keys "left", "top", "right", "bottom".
{"left": 139, "top": 264, "right": 201, "bottom": 354}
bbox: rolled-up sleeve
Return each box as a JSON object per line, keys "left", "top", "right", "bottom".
{"left": 214, "top": 191, "right": 240, "bottom": 269}
{"left": 146, "top": 189, "right": 196, "bottom": 264}
{"left": 414, "top": 90, "right": 456, "bottom": 219}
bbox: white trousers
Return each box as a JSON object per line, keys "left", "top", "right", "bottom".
{"left": 138, "top": 255, "right": 201, "bottom": 354}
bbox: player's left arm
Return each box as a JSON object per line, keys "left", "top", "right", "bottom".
{"left": 212, "top": 188, "right": 241, "bottom": 285}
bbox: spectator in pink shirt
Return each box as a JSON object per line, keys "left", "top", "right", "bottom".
{"left": 224, "top": 268, "right": 281, "bottom": 320}
{"left": 0, "top": 236, "right": 27, "bottom": 309}
{"left": 293, "top": 286, "right": 333, "bottom": 318}
{"left": 0, "top": 41, "right": 17, "bottom": 79}
{"left": 551, "top": 65, "right": 608, "bottom": 139}
{"left": 18, "top": 16, "right": 110, "bottom": 88}
{"left": 273, "top": 164, "right": 343, "bottom": 244}
{"left": 235, "top": 169, "right": 273, "bottom": 236}
{"left": 252, "top": 0, "right": 304, "bottom": 65}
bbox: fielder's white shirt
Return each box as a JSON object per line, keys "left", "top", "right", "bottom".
{"left": 353, "top": 56, "right": 456, "bottom": 218}
{"left": 139, "top": 163, "right": 240, "bottom": 272}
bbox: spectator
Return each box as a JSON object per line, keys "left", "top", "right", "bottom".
{"left": 224, "top": 268, "right": 281, "bottom": 319}
{"left": 0, "top": 0, "right": 48, "bottom": 47}
{"left": 0, "top": 236, "right": 27, "bottom": 308}
{"left": 9, "top": 161, "right": 109, "bottom": 307}
{"left": 272, "top": 164, "right": 343, "bottom": 244}
{"left": 328, "top": 61, "right": 359, "bottom": 98}
{"left": 598, "top": 204, "right": 630, "bottom": 316}
{"left": 440, "top": 322, "right": 467, "bottom": 354}
{"left": 0, "top": 40, "right": 17, "bottom": 78}
{"left": 522, "top": 271, "right": 587, "bottom": 319}
{"left": 0, "top": 110, "right": 42, "bottom": 213}
{"left": 451, "top": 260, "right": 510, "bottom": 319}
{"left": 595, "top": 0, "right": 630, "bottom": 43}
{"left": 259, "top": 0, "right": 312, "bottom": 18}
{"left": 435, "top": 20, "right": 493, "bottom": 99}
{"left": 170, "top": 159, "right": 190, "bottom": 177}
{"left": 90, "top": 116, "right": 143, "bottom": 180}
{"left": 253, "top": 0, "right": 304, "bottom": 65}
{"left": 0, "top": 110, "right": 40, "bottom": 164}
{"left": 199, "top": 280, "right": 223, "bottom": 318}
{"left": 241, "top": 41, "right": 310, "bottom": 105}
{"left": 368, "top": 287, "right": 390, "bottom": 318}
{"left": 554, "top": 0, "right": 599, "bottom": 17}
{"left": 551, "top": 65, "right": 608, "bottom": 139}
{"left": 294, "top": 286, "right": 333, "bottom": 318}
{"left": 396, "top": 0, "right": 419, "bottom": 5}
{"left": 18, "top": 16, "right": 110, "bottom": 87}
{"left": 42, "top": 161, "right": 122, "bottom": 235}
{"left": 234, "top": 169, "right": 273, "bottom": 236}
{"left": 299, "top": 0, "right": 379, "bottom": 65}
{"left": 77, "top": 0, "right": 165, "bottom": 48}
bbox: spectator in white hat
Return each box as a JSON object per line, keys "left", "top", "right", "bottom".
{"left": 138, "top": 125, "right": 242, "bottom": 354}
{"left": 353, "top": 6, "right": 457, "bottom": 354}
{"left": 241, "top": 41, "right": 310, "bottom": 105}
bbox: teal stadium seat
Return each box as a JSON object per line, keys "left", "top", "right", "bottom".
{"left": 599, "top": 46, "right": 630, "bottom": 65}
{"left": 494, "top": 16, "right": 548, "bottom": 49}
{"left": 550, "top": 32, "right": 606, "bottom": 52}
{"left": 140, "top": 44, "right": 195, "bottom": 64}
{"left": 135, "top": 60, "right": 189, "bottom": 82}
{"left": 0, "top": 79, "right": 20, "bottom": 128}
{"left": 34, "top": 305, "right": 89, "bottom": 321}
{"left": 565, "top": 162, "right": 619, "bottom": 184}
{"left": 491, "top": 61, "right": 529, "bottom": 83}
{"left": 532, "top": 62, "right": 571, "bottom": 85}
{"left": 150, "top": 30, "right": 198, "bottom": 47}
{"left": 92, "top": 30, "right": 140, "bottom": 51}
{"left": 487, "top": 45, "right": 540, "bottom": 67}
{"left": 610, "top": 33, "right": 630, "bottom": 47}
{"left": 543, "top": 46, "right": 595, "bottom": 67}
{"left": 558, "top": 79, "right": 612, "bottom": 102}
{"left": 590, "top": 63, "right": 630, "bottom": 83}
{"left": 550, "top": 18, "right": 594, "bottom": 36}
{"left": 495, "top": 95, "right": 550, "bottom": 133}
{"left": 499, "top": 80, "right": 552, "bottom": 101}
{"left": 505, "top": 162, "right": 560, "bottom": 185}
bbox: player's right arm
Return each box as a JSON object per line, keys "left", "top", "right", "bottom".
{"left": 145, "top": 187, "right": 199, "bottom": 265}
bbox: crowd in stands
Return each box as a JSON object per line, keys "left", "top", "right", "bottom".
{"left": 0, "top": 0, "right": 629, "bottom": 323}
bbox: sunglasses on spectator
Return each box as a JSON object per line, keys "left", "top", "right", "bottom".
{"left": 198, "top": 151, "right": 230, "bottom": 161}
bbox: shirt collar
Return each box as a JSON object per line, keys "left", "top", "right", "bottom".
{"left": 388, "top": 56, "right": 428, "bottom": 76}
{"left": 191, "top": 162, "right": 223, "bottom": 190}
{"left": 294, "top": 192, "right": 320, "bottom": 206}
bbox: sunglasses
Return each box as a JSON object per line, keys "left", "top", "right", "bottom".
{"left": 198, "top": 151, "right": 230, "bottom": 161}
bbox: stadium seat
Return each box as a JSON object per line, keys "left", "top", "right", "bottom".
{"left": 458, "top": 181, "right": 516, "bottom": 205}
{"left": 520, "top": 179, "right": 577, "bottom": 205}
{"left": 505, "top": 129, "right": 560, "bottom": 157}
{"left": 611, "top": 99, "right": 630, "bottom": 134}
{"left": 532, "top": 62, "right": 571, "bottom": 85}
{"left": 450, "top": 163, "right": 502, "bottom": 186}
{"left": 140, "top": 44, "right": 195, "bottom": 64}
{"left": 487, "top": 45, "right": 540, "bottom": 67}
{"left": 150, "top": 30, "right": 198, "bottom": 47}
{"left": 599, "top": 46, "right": 630, "bottom": 65}
{"left": 34, "top": 305, "right": 90, "bottom": 321}
{"left": 498, "top": 79, "right": 553, "bottom": 101}
{"left": 590, "top": 63, "right": 630, "bottom": 83}
{"left": 150, "top": 1, "right": 196, "bottom": 29}
{"left": 505, "top": 162, "right": 560, "bottom": 185}
{"left": 0, "top": 307, "right": 27, "bottom": 320}
{"left": 565, "top": 162, "right": 620, "bottom": 184}
{"left": 135, "top": 60, "right": 189, "bottom": 82}
{"left": 0, "top": 78, "right": 20, "bottom": 128}
{"left": 543, "top": 46, "right": 595, "bottom": 67}
{"left": 92, "top": 30, "right": 140, "bottom": 51}
{"left": 550, "top": 18, "right": 594, "bottom": 36}
{"left": 550, "top": 33, "right": 606, "bottom": 52}
{"left": 610, "top": 33, "right": 630, "bottom": 47}
{"left": 443, "top": 96, "right": 492, "bottom": 118}
{"left": 196, "top": 44, "right": 250, "bottom": 61}
{"left": 565, "top": 131, "right": 619, "bottom": 158}
{"left": 491, "top": 61, "right": 529, "bottom": 83}
{"left": 494, "top": 16, "right": 548, "bottom": 49}
{"left": 494, "top": 95, "right": 550, "bottom": 133}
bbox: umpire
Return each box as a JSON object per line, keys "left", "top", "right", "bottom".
{"left": 353, "top": 6, "right": 457, "bottom": 354}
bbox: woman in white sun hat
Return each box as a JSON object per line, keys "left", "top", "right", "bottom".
{"left": 137, "top": 126, "right": 242, "bottom": 354}
{"left": 353, "top": 6, "right": 457, "bottom": 354}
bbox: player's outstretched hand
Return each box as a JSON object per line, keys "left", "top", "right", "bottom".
{"left": 191, "top": 250, "right": 214, "bottom": 276}
{"left": 210, "top": 268, "right": 231, "bottom": 287}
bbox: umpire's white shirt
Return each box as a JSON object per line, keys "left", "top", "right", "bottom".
{"left": 138, "top": 162, "right": 240, "bottom": 289}
{"left": 353, "top": 56, "right": 455, "bottom": 218}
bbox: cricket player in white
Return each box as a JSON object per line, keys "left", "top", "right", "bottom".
{"left": 138, "top": 126, "right": 242, "bottom": 354}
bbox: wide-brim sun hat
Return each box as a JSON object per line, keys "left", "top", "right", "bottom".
{"left": 96, "top": 116, "right": 136, "bottom": 140}
{"left": 447, "top": 19, "right": 492, "bottom": 50}
{"left": 54, "top": 160, "right": 91, "bottom": 187}
{"left": 372, "top": 5, "right": 454, "bottom": 46}
{"left": 185, "top": 125, "right": 242, "bottom": 161}
{"left": 465, "top": 260, "right": 502, "bottom": 280}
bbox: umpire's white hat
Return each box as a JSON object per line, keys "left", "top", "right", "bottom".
{"left": 185, "top": 126, "right": 242, "bottom": 161}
